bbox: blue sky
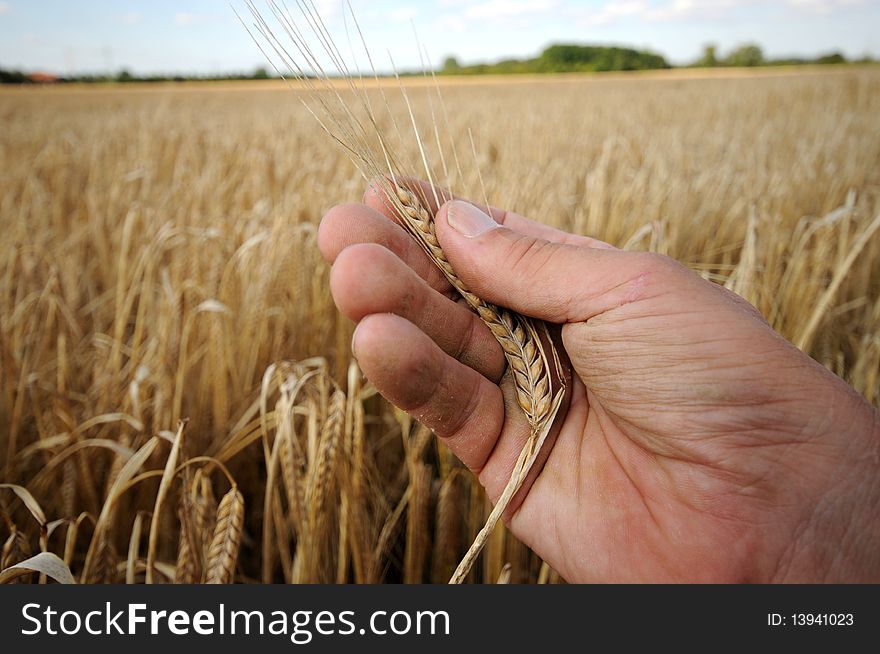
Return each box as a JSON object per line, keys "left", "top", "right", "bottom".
{"left": 0, "top": 0, "right": 877, "bottom": 75}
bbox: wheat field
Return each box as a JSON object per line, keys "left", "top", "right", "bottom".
{"left": 1, "top": 67, "right": 879, "bottom": 583}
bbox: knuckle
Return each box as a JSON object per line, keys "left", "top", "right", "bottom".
{"left": 502, "top": 232, "right": 559, "bottom": 281}
{"left": 634, "top": 251, "right": 677, "bottom": 274}
{"left": 440, "top": 377, "right": 483, "bottom": 440}
{"left": 628, "top": 251, "right": 682, "bottom": 290}
{"left": 334, "top": 242, "right": 387, "bottom": 276}
{"left": 453, "top": 311, "right": 479, "bottom": 362}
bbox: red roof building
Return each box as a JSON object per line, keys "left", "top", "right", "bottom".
{"left": 28, "top": 72, "right": 59, "bottom": 84}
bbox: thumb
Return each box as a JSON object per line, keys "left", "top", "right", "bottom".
{"left": 435, "top": 199, "right": 656, "bottom": 322}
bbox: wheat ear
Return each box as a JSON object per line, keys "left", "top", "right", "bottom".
{"left": 395, "top": 188, "right": 555, "bottom": 423}
{"left": 392, "top": 187, "right": 566, "bottom": 583}
{"left": 205, "top": 486, "right": 244, "bottom": 584}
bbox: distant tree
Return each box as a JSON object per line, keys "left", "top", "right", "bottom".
{"left": 696, "top": 44, "right": 717, "bottom": 67}
{"left": 441, "top": 56, "right": 461, "bottom": 73}
{"left": 540, "top": 44, "right": 591, "bottom": 67}
{"left": 815, "top": 52, "right": 846, "bottom": 65}
{"left": 538, "top": 44, "right": 668, "bottom": 72}
{"left": 252, "top": 66, "right": 270, "bottom": 79}
{"left": 116, "top": 69, "right": 134, "bottom": 82}
{"left": 724, "top": 44, "right": 764, "bottom": 67}
{"left": 0, "top": 67, "right": 29, "bottom": 84}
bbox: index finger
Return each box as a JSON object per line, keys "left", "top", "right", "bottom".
{"left": 364, "top": 176, "right": 616, "bottom": 250}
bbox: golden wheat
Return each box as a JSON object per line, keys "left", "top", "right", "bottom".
{"left": 205, "top": 486, "right": 245, "bottom": 584}
{"left": 0, "top": 66, "right": 878, "bottom": 584}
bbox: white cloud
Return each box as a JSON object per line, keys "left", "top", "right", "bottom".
{"left": 437, "top": 13, "right": 469, "bottom": 32}
{"left": 786, "top": 0, "right": 865, "bottom": 14}
{"left": 576, "top": 0, "right": 867, "bottom": 27}
{"left": 581, "top": 0, "right": 647, "bottom": 26}
{"left": 121, "top": 11, "right": 141, "bottom": 25}
{"left": 0, "top": 2, "right": 11, "bottom": 16}
{"left": 576, "top": 0, "right": 760, "bottom": 26}
{"left": 390, "top": 7, "right": 417, "bottom": 22}
{"left": 649, "top": 0, "right": 748, "bottom": 21}
{"left": 315, "top": 0, "right": 341, "bottom": 18}
{"left": 463, "top": 0, "right": 558, "bottom": 20}
{"left": 174, "top": 12, "right": 204, "bottom": 26}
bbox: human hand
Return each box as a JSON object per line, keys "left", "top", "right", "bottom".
{"left": 318, "top": 179, "right": 880, "bottom": 582}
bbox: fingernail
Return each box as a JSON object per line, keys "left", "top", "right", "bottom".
{"left": 446, "top": 200, "right": 497, "bottom": 238}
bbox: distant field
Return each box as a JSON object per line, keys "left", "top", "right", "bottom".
{"left": 1, "top": 67, "right": 878, "bottom": 583}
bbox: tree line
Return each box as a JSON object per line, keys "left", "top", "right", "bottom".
{"left": 0, "top": 66, "right": 274, "bottom": 85}
{"left": 440, "top": 44, "right": 670, "bottom": 75}
{"left": 690, "top": 43, "right": 868, "bottom": 68}
{"left": 440, "top": 43, "right": 872, "bottom": 76}
{"left": 1, "top": 43, "right": 875, "bottom": 85}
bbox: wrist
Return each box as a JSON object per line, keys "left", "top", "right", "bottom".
{"left": 771, "top": 383, "right": 880, "bottom": 583}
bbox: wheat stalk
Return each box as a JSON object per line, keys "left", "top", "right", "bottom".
{"left": 126, "top": 511, "right": 145, "bottom": 584}
{"left": 431, "top": 470, "right": 462, "bottom": 583}
{"left": 1, "top": 529, "right": 32, "bottom": 582}
{"left": 386, "top": 188, "right": 566, "bottom": 583}
{"left": 146, "top": 419, "right": 186, "bottom": 583}
{"left": 193, "top": 472, "right": 217, "bottom": 566}
{"left": 241, "top": 0, "right": 567, "bottom": 584}
{"left": 306, "top": 388, "right": 345, "bottom": 518}
{"left": 359, "top": 183, "right": 568, "bottom": 584}
{"left": 404, "top": 462, "right": 431, "bottom": 584}
{"left": 86, "top": 536, "right": 117, "bottom": 584}
{"left": 174, "top": 503, "right": 199, "bottom": 584}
